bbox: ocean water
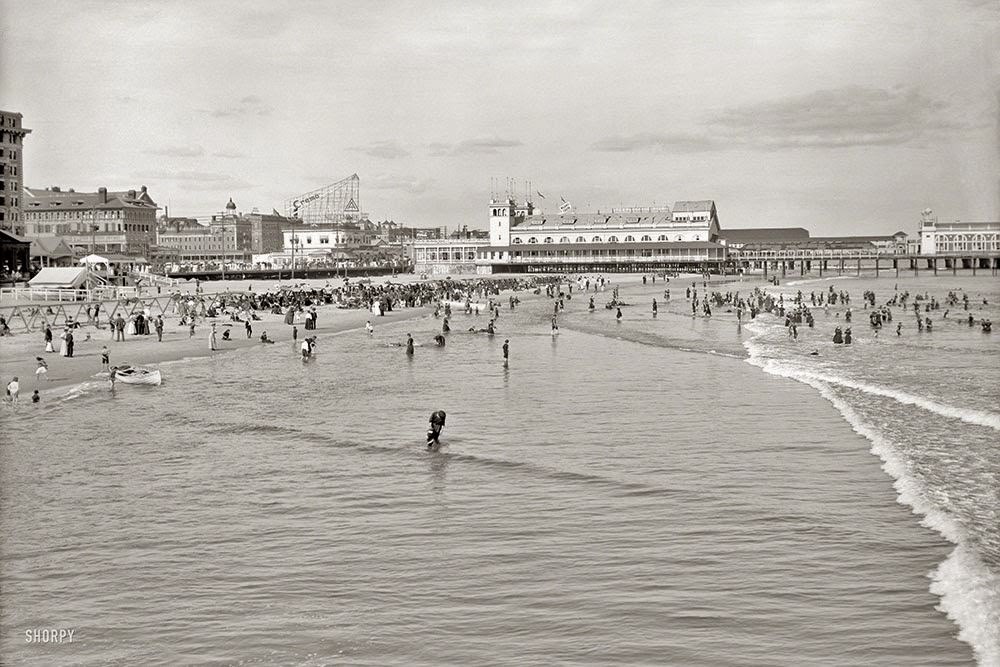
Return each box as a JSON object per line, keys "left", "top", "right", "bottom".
{"left": 1, "top": 274, "right": 997, "bottom": 666}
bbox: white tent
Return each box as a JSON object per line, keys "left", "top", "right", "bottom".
{"left": 78, "top": 254, "right": 111, "bottom": 265}
{"left": 28, "top": 267, "right": 90, "bottom": 289}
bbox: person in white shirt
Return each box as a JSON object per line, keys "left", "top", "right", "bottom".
{"left": 6, "top": 377, "right": 20, "bottom": 404}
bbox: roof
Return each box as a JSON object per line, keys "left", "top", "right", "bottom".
{"left": 29, "top": 237, "right": 75, "bottom": 258}
{"left": 719, "top": 228, "right": 810, "bottom": 242}
{"left": 512, "top": 212, "right": 677, "bottom": 228}
{"left": 672, "top": 200, "right": 716, "bottom": 213}
{"left": 809, "top": 235, "right": 896, "bottom": 243}
{"left": 27, "top": 267, "right": 89, "bottom": 288}
{"left": 0, "top": 229, "right": 30, "bottom": 244}
{"left": 23, "top": 187, "right": 159, "bottom": 212}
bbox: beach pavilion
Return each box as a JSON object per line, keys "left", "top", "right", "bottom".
{"left": 30, "top": 237, "right": 76, "bottom": 267}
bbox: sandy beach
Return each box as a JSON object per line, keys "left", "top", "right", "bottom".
{"left": 0, "top": 279, "right": 439, "bottom": 397}
{"left": 0, "top": 271, "right": 722, "bottom": 399}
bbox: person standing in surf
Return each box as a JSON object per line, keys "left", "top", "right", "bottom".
{"left": 503, "top": 338, "right": 509, "bottom": 367}
{"left": 406, "top": 333, "right": 414, "bottom": 356}
{"left": 427, "top": 410, "right": 446, "bottom": 447}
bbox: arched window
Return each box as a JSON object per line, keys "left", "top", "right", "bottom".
{"left": 624, "top": 235, "right": 635, "bottom": 242}
{"left": 658, "top": 235, "right": 668, "bottom": 241}
{"left": 512, "top": 238, "right": 522, "bottom": 244}
{"left": 676, "top": 235, "right": 683, "bottom": 241}
{"left": 543, "top": 237, "right": 554, "bottom": 244}
{"left": 608, "top": 236, "right": 619, "bottom": 243}
{"left": 559, "top": 236, "right": 570, "bottom": 243}
{"left": 575, "top": 236, "right": 586, "bottom": 242}
{"left": 528, "top": 237, "right": 538, "bottom": 244}
{"left": 641, "top": 235, "right": 651, "bottom": 242}
{"left": 694, "top": 235, "right": 701, "bottom": 241}
{"left": 592, "top": 236, "right": 602, "bottom": 242}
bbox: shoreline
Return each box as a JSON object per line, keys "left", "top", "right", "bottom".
{"left": 0, "top": 303, "right": 431, "bottom": 397}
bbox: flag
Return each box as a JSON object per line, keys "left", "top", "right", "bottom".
{"left": 536, "top": 191, "right": 546, "bottom": 199}
{"left": 559, "top": 197, "right": 572, "bottom": 214}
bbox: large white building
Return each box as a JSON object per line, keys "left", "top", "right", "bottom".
{"left": 917, "top": 208, "right": 1000, "bottom": 255}
{"left": 414, "top": 196, "right": 726, "bottom": 274}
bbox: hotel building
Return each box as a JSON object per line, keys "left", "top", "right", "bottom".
{"left": 0, "top": 110, "right": 31, "bottom": 236}
{"left": 22, "top": 185, "right": 159, "bottom": 256}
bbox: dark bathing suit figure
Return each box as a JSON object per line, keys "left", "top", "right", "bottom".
{"left": 427, "top": 410, "right": 446, "bottom": 447}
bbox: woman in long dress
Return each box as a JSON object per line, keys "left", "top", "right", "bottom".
{"left": 59, "top": 329, "right": 69, "bottom": 356}
{"left": 126, "top": 316, "right": 136, "bottom": 336}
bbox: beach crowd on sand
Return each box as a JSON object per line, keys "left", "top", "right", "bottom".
{"left": 3, "top": 271, "right": 995, "bottom": 408}
{"left": 0, "top": 275, "right": 552, "bottom": 406}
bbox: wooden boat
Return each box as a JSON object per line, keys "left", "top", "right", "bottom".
{"left": 115, "top": 365, "right": 162, "bottom": 386}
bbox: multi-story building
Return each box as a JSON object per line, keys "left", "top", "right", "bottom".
{"left": 246, "top": 208, "right": 289, "bottom": 254}
{"left": 414, "top": 196, "right": 728, "bottom": 274}
{"left": 155, "top": 199, "right": 252, "bottom": 264}
{"left": 917, "top": 208, "right": 999, "bottom": 255}
{"left": 470, "top": 197, "right": 726, "bottom": 273}
{"left": 22, "top": 185, "right": 159, "bottom": 256}
{"left": 0, "top": 110, "right": 31, "bottom": 236}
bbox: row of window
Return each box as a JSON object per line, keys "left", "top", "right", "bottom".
{"left": 292, "top": 235, "right": 366, "bottom": 245}
{"left": 28, "top": 210, "right": 125, "bottom": 220}
{"left": 0, "top": 164, "right": 18, "bottom": 175}
{"left": 417, "top": 251, "right": 478, "bottom": 261}
{"left": 512, "top": 234, "right": 702, "bottom": 244}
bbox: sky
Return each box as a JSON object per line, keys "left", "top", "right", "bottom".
{"left": 1, "top": 0, "right": 997, "bottom": 236}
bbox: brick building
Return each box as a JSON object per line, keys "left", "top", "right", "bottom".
{"left": 0, "top": 110, "right": 31, "bottom": 236}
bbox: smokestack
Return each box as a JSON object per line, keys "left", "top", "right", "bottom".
{"left": 99, "top": 187, "right": 108, "bottom": 204}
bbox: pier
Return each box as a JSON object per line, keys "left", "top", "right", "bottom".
{"left": 726, "top": 249, "right": 1000, "bottom": 278}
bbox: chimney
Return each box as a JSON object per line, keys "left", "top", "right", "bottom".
{"left": 140, "top": 185, "right": 147, "bottom": 194}
{"left": 99, "top": 187, "right": 108, "bottom": 204}
{"left": 127, "top": 189, "right": 136, "bottom": 199}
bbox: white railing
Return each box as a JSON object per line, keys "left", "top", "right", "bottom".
{"left": 130, "top": 271, "right": 179, "bottom": 288}
{"left": 0, "top": 285, "right": 140, "bottom": 303}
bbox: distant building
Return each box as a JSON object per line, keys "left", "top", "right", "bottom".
{"left": 0, "top": 110, "right": 31, "bottom": 236}
{"left": 23, "top": 185, "right": 158, "bottom": 256}
{"left": 917, "top": 208, "right": 999, "bottom": 255}
{"left": 282, "top": 223, "right": 374, "bottom": 257}
{"left": 471, "top": 196, "right": 726, "bottom": 273}
{"left": 411, "top": 238, "right": 488, "bottom": 275}
{"left": 718, "top": 227, "right": 810, "bottom": 249}
{"left": 247, "top": 208, "right": 290, "bottom": 254}
{"left": 155, "top": 198, "right": 252, "bottom": 264}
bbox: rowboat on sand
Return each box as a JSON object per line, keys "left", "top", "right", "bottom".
{"left": 114, "top": 365, "right": 162, "bottom": 386}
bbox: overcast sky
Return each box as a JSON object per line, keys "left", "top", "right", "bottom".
{"left": 2, "top": 0, "right": 997, "bottom": 235}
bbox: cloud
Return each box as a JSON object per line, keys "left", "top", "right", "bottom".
{"left": 201, "top": 95, "right": 273, "bottom": 118}
{"left": 591, "top": 86, "right": 977, "bottom": 153}
{"left": 213, "top": 149, "right": 248, "bottom": 159}
{"left": 712, "top": 86, "right": 970, "bottom": 149}
{"left": 144, "top": 144, "right": 205, "bottom": 157}
{"left": 591, "top": 132, "right": 717, "bottom": 153}
{"left": 349, "top": 140, "right": 411, "bottom": 159}
{"left": 428, "top": 137, "right": 522, "bottom": 156}
{"left": 134, "top": 170, "right": 253, "bottom": 190}
{"left": 366, "top": 174, "right": 434, "bottom": 195}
